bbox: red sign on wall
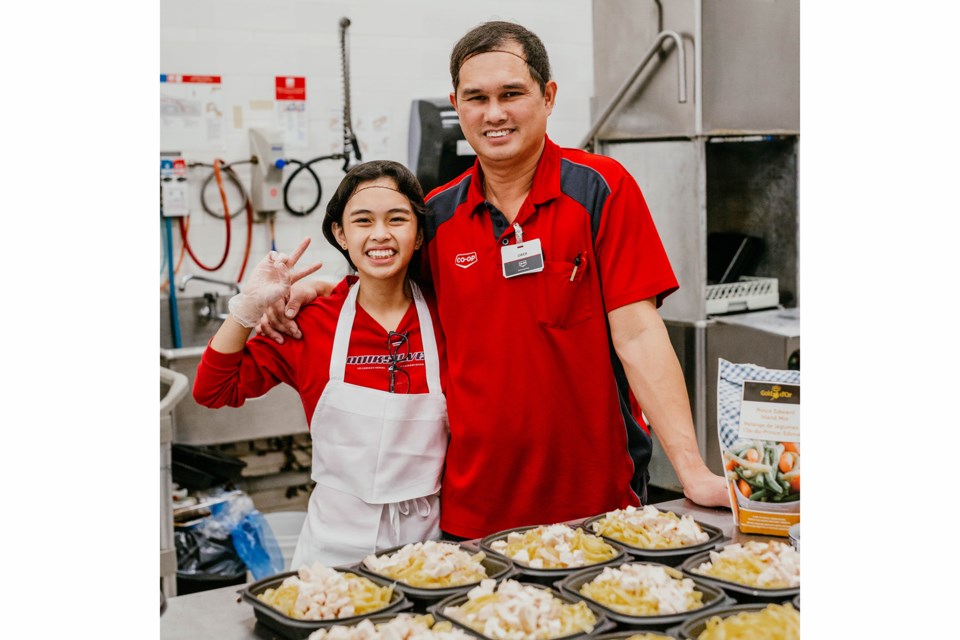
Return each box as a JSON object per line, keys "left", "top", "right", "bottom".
{"left": 161, "top": 74, "right": 222, "bottom": 84}
{"left": 276, "top": 77, "right": 306, "bottom": 101}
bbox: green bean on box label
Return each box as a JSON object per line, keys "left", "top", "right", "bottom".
{"left": 726, "top": 439, "right": 800, "bottom": 503}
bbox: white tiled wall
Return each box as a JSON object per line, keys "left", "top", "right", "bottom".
{"left": 160, "top": 0, "right": 595, "bottom": 290}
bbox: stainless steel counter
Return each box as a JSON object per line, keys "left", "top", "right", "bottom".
{"left": 160, "top": 499, "right": 770, "bottom": 639}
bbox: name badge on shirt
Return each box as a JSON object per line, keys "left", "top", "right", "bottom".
{"left": 501, "top": 238, "right": 544, "bottom": 278}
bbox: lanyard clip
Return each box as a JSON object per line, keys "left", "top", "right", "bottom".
{"left": 513, "top": 222, "right": 523, "bottom": 245}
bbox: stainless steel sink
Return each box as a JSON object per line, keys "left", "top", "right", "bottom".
{"left": 161, "top": 346, "right": 309, "bottom": 444}
{"left": 160, "top": 293, "right": 308, "bottom": 445}
{"left": 161, "top": 295, "right": 229, "bottom": 349}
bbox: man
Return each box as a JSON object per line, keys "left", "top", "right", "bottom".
{"left": 259, "top": 21, "right": 727, "bottom": 539}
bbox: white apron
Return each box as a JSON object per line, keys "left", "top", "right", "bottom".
{"left": 290, "top": 281, "right": 448, "bottom": 568}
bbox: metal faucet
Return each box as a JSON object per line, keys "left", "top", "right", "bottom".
{"left": 178, "top": 275, "right": 239, "bottom": 322}
{"left": 178, "top": 274, "right": 241, "bottom": 295}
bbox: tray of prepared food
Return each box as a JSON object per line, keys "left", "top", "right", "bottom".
{"left": 557, "top": 562, "right": 729, "bottom": 629}
{"left": 357, "top": 541, "right": 514, "bottom": 605}
{"left": 581, "top": 506, "right": 725, "bottom": 566}
{"left": 675, "top": 602, "right": 799, "bottom": 640}
{"left": 678, "top": 541, "right": 799, "bottom": 602}
{"left": 303, "top": 612, "right": 483, "bottom": 640}
{"left": 430, "top": 578, "right": 614, "bottom": 640}
{"left": 241, "top": 563, "right": 412, "bottom": 640}
{"left": 479, "top": 523, "right": 626, "bottom": 584}
{"left": 592, "top": 632, "right": 677, "bottom": 640}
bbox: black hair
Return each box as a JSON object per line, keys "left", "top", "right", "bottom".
{"left": 321, "top": 160, "right": 426, "bottom": 278}
{"left": 449, "top": 21, "right": 551, "bottom": 94}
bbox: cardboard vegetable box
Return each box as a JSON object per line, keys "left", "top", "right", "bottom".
{"left": 717, "top": 359, "right": 800, "bottom": 536}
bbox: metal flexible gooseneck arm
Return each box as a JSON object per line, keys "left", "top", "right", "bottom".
{"left": 339, "top": 17, "right": 361, "bottom": 172}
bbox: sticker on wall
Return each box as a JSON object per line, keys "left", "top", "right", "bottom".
{"left": 354, "top": 108, "right": 390, "bottom": 160}
{"left": 276, "top": 76, "right": 308, "bottom": 151}
{"left": 325, "top": 106, "right": 344, "bottom": 156}
{"left": 160, "top": 75, "right": 225, "bottom": 151}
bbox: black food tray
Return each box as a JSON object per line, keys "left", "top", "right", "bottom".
{"left": 171, "top": 461, "right": 220, "bottom": 490}
{"left": 557, "top": 562, "right": 730, "bottom": 629}
{"left": 479, "top": 525, "right": 627, "bottom": 584}
{"left": 430, "top": 582, "right": 615, "bottom": 640}
{"left": 675, "top": 603, "right": 787, "bottom": 640}
{"left": 580, "top": 514, "right": 725, "bottom": 567}
{"left": 357, "top": 542, "right": 515, "bottom": 605}
{"left": 241, "top": 569, "right": 412, "bottom": 640}
{"left": 172, "top": 443, "right": 246, "bottom": 481}
{"left": 678, "top": 550, "right": 799, "bottom": 602}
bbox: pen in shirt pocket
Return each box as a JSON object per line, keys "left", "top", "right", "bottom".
{"left": 569, "top": 252, "right": 583, "bottom": 281}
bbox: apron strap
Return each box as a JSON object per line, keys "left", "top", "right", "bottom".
{"left": 328, "top": 280, "right": 360, "bottom": 381}
{"left": 409, "top": 281, "right": 443, "bottom": 394}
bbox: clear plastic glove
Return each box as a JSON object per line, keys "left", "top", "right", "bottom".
{"left": 228, "top": 238, "right": 322, "bottom": 328}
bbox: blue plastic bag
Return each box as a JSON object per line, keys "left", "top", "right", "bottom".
{"left": 231, "top": 510, "right": 285, "bottom": 579}
{"left": 203, "top": 491, "right": 285, "bottom": 580}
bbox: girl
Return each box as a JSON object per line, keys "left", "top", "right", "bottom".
{"left": 193, "top": 160, "right": 447, "bottom": 567}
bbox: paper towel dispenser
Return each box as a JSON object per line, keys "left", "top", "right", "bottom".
{"left": 408, "top": 98, "right": 476, "bottom": 195}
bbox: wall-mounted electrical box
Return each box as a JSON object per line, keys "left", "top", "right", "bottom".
{"left": 249, "top": 128, "right": 286, "bottom": 214}
{"left": 160, "top": 151, "right": 189, "bottom": 217}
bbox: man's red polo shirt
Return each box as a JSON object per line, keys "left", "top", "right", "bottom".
{"left": 425, "top": 136, "right": 679, "bottom": 538}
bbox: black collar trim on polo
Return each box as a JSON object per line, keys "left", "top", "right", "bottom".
{"left": 484, "top": 201, "right": 511, "bottom": 241}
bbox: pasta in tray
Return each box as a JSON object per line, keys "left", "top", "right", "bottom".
{"left": 307, "top": 613, "right": 475, "bottom": 640}
{"left": 579, "top": 563, "right": 704, "bottom": 616}
{"left": 696, "top": 603, "right": 799, "bottom": 640}
{"left": 489, "top": 524, "right": 617, "bottom": 569}
{"left": 590, "top": 505, "right": 709, "bottom": 549}
{"left": 693, "top": 541, "right": 799, "bottom": 589}
{"left": 362, "top": 541, "right": 488, "bottom": 588}
{"left": 256, "top": 562, "right": 394, "bottom": 620}
{"left": 442, "top": 579, "right": 596, "bottom": 640}
{"left": 621, "top": 635, "right": 673, "bottom": 640}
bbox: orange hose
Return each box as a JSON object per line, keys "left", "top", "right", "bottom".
{"left": 179, "top": 159, "right": 232, "bottom": 271}
{"left": 236, "top": 195, "right": 254, "bottom": 282}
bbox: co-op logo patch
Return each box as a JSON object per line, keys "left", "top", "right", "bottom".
{"left": 455, "top": 252, "right": 478, "bottom": 269}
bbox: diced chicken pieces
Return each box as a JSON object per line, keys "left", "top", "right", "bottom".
{"left": 308, "top": 614, "right": 474, "bottom": 640}
{"left": 594, "top": 505, "right": 709, "bottom": 548}
{"left": 491, "top": 524, "right": 610, "bottom": 568}
{"left": 362, "top": 541, "right": 487, "bottom": 587}
{"left": 585, "top": 564, "right": 698, "bottom": 615}
{"left": 697, "top": 541, "right": 800, "bottom": 588}
{"left": 443, "top": 579, "right": 594, "bottom": 640}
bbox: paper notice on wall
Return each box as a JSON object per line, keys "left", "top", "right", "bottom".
{"left": 354, "top": 109, "right": 391, "bottom": 159}
{"left": 275, "top": 76, "right": 308, "bottom": 151}
{"left": 324, "top": 107, "right": 344, "bottom": 156}
{"left": 160, "top": 75, "right": 225, "bottom": 151}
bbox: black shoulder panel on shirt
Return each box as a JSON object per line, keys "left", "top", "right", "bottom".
{"left": 425, "top": 174, "right": 472, "bottom": 243}
{"left": 560, "top": 158, "right": 611, "bottom": 241}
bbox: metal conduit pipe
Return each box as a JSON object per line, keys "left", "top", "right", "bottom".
{"left": 579, "top": 29, "right": 687, "bottom": 151}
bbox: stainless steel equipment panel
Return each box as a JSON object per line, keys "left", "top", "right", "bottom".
{"left": 604, "top": 139, "right": 706, "bottom": 322}
{"left": 591, "top": 0, "right": 799, "bottom": 139}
